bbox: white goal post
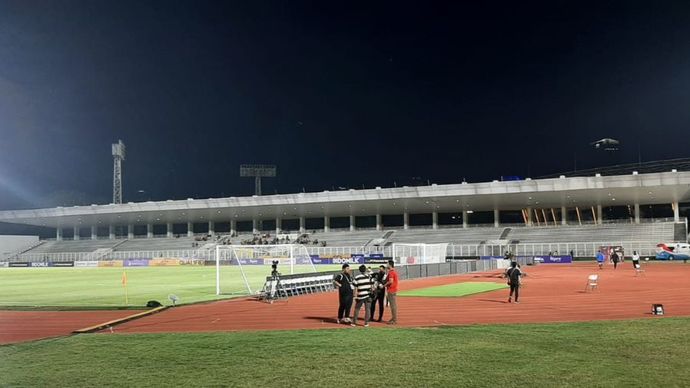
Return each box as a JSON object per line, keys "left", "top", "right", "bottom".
{"left": 215, "top": 244, "right": 316, "bottom": 295}
{"left": 392, "top": 243, "right": 449, "bottom": 265}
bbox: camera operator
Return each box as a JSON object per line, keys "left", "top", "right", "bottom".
{"left": 268, "top": 260, "right": 281, "bottom": 299}
{"left": 370, "top": 265, "right": 387, "bottom": 322}
{"left": 333, "top": 264, "right": 353, "bottom": 324}
{"left": 271, "top": 260, "right": 280, "bottom": 278}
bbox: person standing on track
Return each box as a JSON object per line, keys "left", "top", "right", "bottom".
{"left": 370, "top": 265, "right": 387, "bottom": 322}
{"left": 351, "top": 265, "right": 375, "bottom": 327}
{"left": 385, "top": 260, "right": 399, "bottom": 324}
{"left": 611, "top": 250, "right": 620, "bottom": 270}
{"left": 632, "top": 251, "right": 641, "bottom": 269}
{"left": 596, "top": 250, "right": 605, "bottom": 270}
{"left": 506, "top": 261, "right": 522, "bottom": 304}
{"left": 334, "top": 264, "right": 354, "bottom": 324}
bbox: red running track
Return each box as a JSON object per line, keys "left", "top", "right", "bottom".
{"left": 106, "top": 262, "right": 690, "bottom": 335}
{"left": 0, "top": 310, "right": 144, "bottom": 344}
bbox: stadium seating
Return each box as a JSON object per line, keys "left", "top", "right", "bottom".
{"left": 507, "top": 223, "right": 675, "bottom": 244}
{"left": 13, "top": 221, "right": 679, "bottom": 260}
{"left": 115, "top": 237, "right": 203, "bottom": 252}
{"left": 26, "top": 239, "right": 121, "bottom": 254}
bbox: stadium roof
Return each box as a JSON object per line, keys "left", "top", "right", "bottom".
{"left": 539, "top": 157, "right": 690, "bottom": 178}
{"left": 0, "top": 171, "right": 689, "bottom": 228}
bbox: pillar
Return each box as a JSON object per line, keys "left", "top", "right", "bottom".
{"left": 349, "top": 215, "right": 355, "bottom": 231}
{"left": 252, "top": 219, "right": 259, "bottom": 234}
{"left": 109, "top": 225, "right": 115, "bottom": 240}
{"left": 230, "top": 220, "right": 237, "bottom": 235}
{"left": 561, "top": 206, "right": 567, "bottom": 226}
{"left": 376, "top": 214, "right": 382, "bottom": 231}
{"left": 673, "top": 201, "right": 680, "bottom": 222}
{"left": 526, "top": 207, "right": 533, "bottom": 226}
{"left": 91, "top": 225, "right": 97, "bottom": 240}
{"left": 73, "top": 226, "right": 80, "bottom": 240}
{"left": 275, "top": 218, "right": 282, "bottom": 234}
{"left": 147, "top": 224, "right": 153, "bottom": 238}
{"left": 462, "top": 211, "right": 468, "bottom": 229}
{"left": 187, "top": 222, "right": 194, "bottom": 237}
{"left": 299, "top": 217, "right": 305, "bottom": 234}
{"left": 403, "top": 212, "right": 409, "bottom": 230}
{"left": 56, "top": 227, "right": 63, "bottom": 241}
{"left": 208, "top": 221, "right": 215, "bottom": 236}
{"left": 634, "top": 203, "right": 640, "bottom": 224}
{"left": 432, "top": 211, "right": 438, "bottom": 230}
{"left": 324, "top": 216, "right": 330, "bottom": 233}
{"left": 128, "top": 224, "right": 134, "bottom": 239}
{"left": 597, "top": 205, "right": 603, "bottom": 225}
{"left": 493, "top": 209, "right": 500, "bottom": 228}
{"left": 166, "top": 222, "right": 173, "bottom": 238}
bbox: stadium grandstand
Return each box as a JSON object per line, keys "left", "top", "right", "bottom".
{"left": 0, "top": 167, "right": 688, "bottom": 262}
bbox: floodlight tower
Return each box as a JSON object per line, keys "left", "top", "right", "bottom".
{"left": 112, "top": 140, "right": 126, "bottom": 204}
{"left": 240, "top": 164, "right": 276, "bottom": 196}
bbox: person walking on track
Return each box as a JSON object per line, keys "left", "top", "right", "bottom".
{"left": 506, "top": 261, "right": 523, "bottom": 304}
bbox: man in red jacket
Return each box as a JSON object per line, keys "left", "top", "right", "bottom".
{"left": 385, "top": 260, "right": 399, "bottom": 324}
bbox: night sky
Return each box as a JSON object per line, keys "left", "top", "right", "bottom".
{"left": 1, "top": 1, "right": 690, "bottom": 211}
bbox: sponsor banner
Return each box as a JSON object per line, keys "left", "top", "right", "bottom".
{"left": 332, "top": 257, "right": 365, "bottom": 265}
{"left": 230, "top": 258, "right": 265, "bottom": 266}
{"left": 9, "top": 262, "right": 30, "bottom": 267}
{"left": 481, "top": 255, "right": 574, "bottom": 264}
{"left": 295, "top": 257, "right": 313, "bottom": 265}
{"left": 0, "top": 261, "right": 8, "bottom": 268}
{"left": 363, "top": 257, "right": 389, "bottom": 265}
{"left": 51, "top": 261, "right": 75, "bottom": 267}
{"left": 180, "top": 258, "right": 205, "bottom": 266}
{"left": 318, "top": 254, "right": 352, "bottom": 259}
{"left": 309, "top": 256, "right": 332, "bottom": 265}
{"left": 533, "top": 255, "right": 573, "bottom": 264}
{"left": 30, "top": 262, "right": 51, "bottom": 267}
{"left": 75, "top": 260, "right": 99, "bottom": 268}
{"left": 98, "top": 260, "right": 124, "bottom": 267}
{"left": 124, "top": 259, "right": 149, "bottom": 267}
{"left": 149, "top": 258, "right": 180, "bottom": 266}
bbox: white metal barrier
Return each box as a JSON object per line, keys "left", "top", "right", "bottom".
{"left": 8, "top": 241, "right": 662, "bottom": 262}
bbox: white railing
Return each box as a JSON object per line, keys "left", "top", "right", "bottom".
{"left": 7, "top": 240, "right": 665, "bottom": 263}
{"left": 447, "top": 241, "right": 660, "bottom": 258}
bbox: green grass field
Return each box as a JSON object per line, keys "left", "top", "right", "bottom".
{"left": 399, "top": 282, "right": 507, "bottom": 297}
{"left": 2, "top": 318, "right": 689, "bottom": 387}
{"left": 0, "top": 265, "right": 340, "bottom": 308}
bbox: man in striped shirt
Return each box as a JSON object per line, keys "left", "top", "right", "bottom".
{"left": 351, "top": 264, "right": 374, "bottom": 327}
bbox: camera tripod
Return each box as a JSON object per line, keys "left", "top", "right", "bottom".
{"left": 261, "top": 272, "right": 288, "bottom": 304}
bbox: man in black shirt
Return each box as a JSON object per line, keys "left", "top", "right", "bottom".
{"left": 506, "top": 261, "right": 522, "bottom": 304}
{"left": 333, "top": 264, "right": 353, "bottom": 324}
{"left": 370, "top": 265, "right": 387, "bottom": 322}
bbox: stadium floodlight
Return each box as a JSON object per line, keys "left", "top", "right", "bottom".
{"left": 112, "top": 140, "right": 126, "bottom": 204}
{"left": 240, "top": 164, "right": 276, "bottom": 196}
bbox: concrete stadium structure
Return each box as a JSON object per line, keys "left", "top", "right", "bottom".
{"left": 0, "top": 171, "right": 688, "bottom": 241}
